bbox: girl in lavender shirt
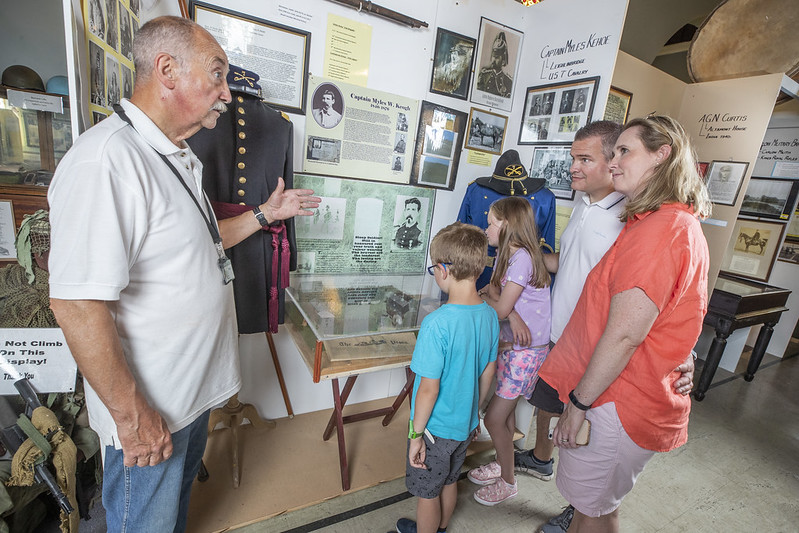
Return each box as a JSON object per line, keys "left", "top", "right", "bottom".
{"left": 467, "top": 197, "right": 552, "bottom": 506}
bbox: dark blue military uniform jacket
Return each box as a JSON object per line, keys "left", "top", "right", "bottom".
{"left": 188, "top": 93, "right": 296, "bottom": 334}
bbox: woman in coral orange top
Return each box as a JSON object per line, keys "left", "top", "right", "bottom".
{"left": 538, "top": 115, "right": 712, "bottom": 533}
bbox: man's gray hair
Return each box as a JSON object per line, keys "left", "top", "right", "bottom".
{"left": 132, "top": 16, "right": 198, "bottom": 82}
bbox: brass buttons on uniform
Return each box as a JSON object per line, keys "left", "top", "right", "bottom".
{"left": 238, "top": 177, "right": 247, "bottom": 184}
{"left": 237, "top": 107, "right": 245, "bottom": 114}
{"left": 237, "top": 190, "right": 245, "bottom": 197}
{"left": 237, "top": 162, "right": 245, "bottom": 169}
{"left": 237, "top": 96, "right": 244, "bottom": 103}
{"left": 238, "top": 147, "right": 246, "bottom": 154}
{"left": 239, "top": 202, "right": 246, "bottom": 205}
{"left": 238, "top": 132, "right": 246, "bottom": 139}
{"left": 238, "top": 119, "right": 245, "bottom": 126}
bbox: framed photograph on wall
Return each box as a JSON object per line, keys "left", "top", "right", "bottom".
{"left": 464, "top": 107, "right": 507, "bottom": 156}
{"left": 603, "top": 86, "right": 632, "bottom": 125}
{"left": 470, "top": 17, "right": 523, "bottom": 113}
{"left": 530, "top": 145, "right": 574, "bottom": 200}
{"left": 518, "top": 77, "right": 599, "bottom": 144}
{"left": 429, "top": 28, "right": 476, "bottom": 101}
{"left": 191, "top": 0, "right": 311, "bottom": 115}
{"left": 705, "top": 160, "right": 748, "bottom": 206}
{"left": 778, "top": 237, "right": 799, "bottom": 265}
{"left": 787, "top": 209, "right": 799, "bottom": 239}
{"left": 739, "top": 177, "right": 799, "bottom": 220}
{"left": 410, "top": 101, "right": 468, "bottom": 190}
{"left": 720, "top": 218, "right": 785, "bottom": 282}
{"left": 0, "top": 200, "right": 16, "bottom": 260}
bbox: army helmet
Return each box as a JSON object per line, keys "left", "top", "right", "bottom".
{"left": 2, "top": 65, "right": 45, "bottom": 91}
{"left": 46, "top": 75, "right": 69, "bottom": 96}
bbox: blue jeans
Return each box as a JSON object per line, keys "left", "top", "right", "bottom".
{"left": 102, "top": 410, "right": 210, "bottom": 533}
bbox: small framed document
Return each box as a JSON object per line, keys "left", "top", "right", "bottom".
{"left": 0, "top": 200, "right": 16, "bottom": 260}
{"left": 705, "top": 160, "right": 748, "bottom": 206}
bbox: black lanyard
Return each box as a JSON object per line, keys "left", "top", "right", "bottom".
{"left": 113, "top": 104, "right": 234, "bottom": 284}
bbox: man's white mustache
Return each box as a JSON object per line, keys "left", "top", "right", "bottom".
{"left": 211, "top": 101, "right": 228, "bottom": 113}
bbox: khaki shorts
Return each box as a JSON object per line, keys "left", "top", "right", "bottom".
{"left": 555, "top": 402, "right": 656, "bottom": 517}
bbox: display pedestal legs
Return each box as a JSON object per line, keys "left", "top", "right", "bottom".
{"left": 206, "top": 332, "right": 295, "bottom": 488}
{"left": 323, "top": 367, "right": 415, "bottom": 491}
{"left": 267, "top": 332, "right": 294, "bottom": 418}
{"left": 208, "top": 394, "right": 274, "bottom": 488}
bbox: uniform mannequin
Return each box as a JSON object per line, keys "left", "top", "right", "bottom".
{"left": 457, "top": 149, "right": 556, "bottom": 288}
{"left": 188, "top": 66, "right": 296, "bottom": 334}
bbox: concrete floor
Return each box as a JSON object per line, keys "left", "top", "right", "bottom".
{"left": 238, "top": 345, "right": 799, "bottom": 533}
{"left": 47, "top": 343, "right": 799, "bottom": 532}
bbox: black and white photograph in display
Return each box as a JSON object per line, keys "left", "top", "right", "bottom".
{"left": 89, "top": 41, "right": 105, "bottom": 107}
{"left": 739, "top": 177, "right": 799, "bottom": 220}
{"left": 721, "top": 218, "right": 785, "bottom": 282}
{"left": 519, "top": 77, "right": 599, "bottom": 144}
{"left": 705, "top": 160, "right": 748, "bottom": 206}
{"left": 430, "top": 28, "right": 476, "bottom": 101}
{"left": 306, "top": 136, "right": 341, "bottom": 163}
{"left": 531, "top": 145, "right": 574, "bottom": 199}
{"left": 465, "top": 107, "right": 507, "bottom": 156}
{"left": 392, "top": 196, "right": 428, "bottom": 251}
{"left": 470, "top": 17, "right": 523, "bottom": 112}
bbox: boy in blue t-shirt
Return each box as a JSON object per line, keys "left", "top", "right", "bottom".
{"left": 396, "top": 223, "right": 499, "bottom": 533}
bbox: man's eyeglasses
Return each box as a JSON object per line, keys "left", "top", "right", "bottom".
{"left": 427, "top": 263, "right": 452, "bottom": 275}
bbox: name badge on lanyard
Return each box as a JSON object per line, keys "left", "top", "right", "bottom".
{"left": 215, "top": 240, "right": 235, "bottom": 284}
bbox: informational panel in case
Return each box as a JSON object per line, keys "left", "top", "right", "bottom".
{"left": 294, "top": 174, "right": 434, "bottom": 274}
{"left": 0, "top": 329, "right": 77, "bottom": 393}
{"left": 303, "top": 75, "right": 418, "bottom": 184}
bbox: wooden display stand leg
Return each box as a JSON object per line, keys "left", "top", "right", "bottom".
{"left": 744, "top": 321, "right": 776, "bottom": 381}
{"left": 208, "top": 394, "right": 274, "bottom": 488}
{"left": 266, "top": 332, "right": 294, "bottom": 418}
{"left": 694, "top": 326, "right": 730, "bottom": 401}
{"left": 322, "top": 368, "right": 415, "bottom": 491}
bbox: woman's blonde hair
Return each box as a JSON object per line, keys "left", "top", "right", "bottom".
{"left": 620, "top": 115, "right": 712, "bottom": 221}
{"left": 489, "top": 197, "right": 550, "bottom": 289}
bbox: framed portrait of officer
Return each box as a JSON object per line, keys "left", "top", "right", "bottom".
{"left": 470, "top": 17, "right": 523, "bottom": 113}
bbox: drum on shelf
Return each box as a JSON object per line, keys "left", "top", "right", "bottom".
{"left": 687, "top": 0, "right": 799, "bottom": 104}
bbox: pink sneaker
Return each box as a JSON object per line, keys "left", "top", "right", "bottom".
{"left": 474, "top": 477, "right": 518, "bottom": 506}
{"left": 467, "top": 461, "right": 502, "bottom": 485}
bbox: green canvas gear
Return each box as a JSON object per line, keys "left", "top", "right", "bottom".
{"left": 14, "top": 210, "right": 50, "bottom": 285}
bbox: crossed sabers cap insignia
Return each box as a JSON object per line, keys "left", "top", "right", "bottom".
{"left": 504, "top": 164, "right": 524, "bottom": 177}
{"left": 232, "top": 70, "right": 256, "bottom": 87}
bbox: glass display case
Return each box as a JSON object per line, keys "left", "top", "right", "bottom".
{"left": 284, "top": 273, "right": 444, "bottom": 491}
{"left": 284, "top": 273, "right": 443, "bottom": 382}
{"left": 0, "top": 86, "right": 72, "bottom": 228}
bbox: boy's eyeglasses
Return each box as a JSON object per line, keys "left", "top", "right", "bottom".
{"left": 427, "top": 263, "right": 452, "bottom": 275}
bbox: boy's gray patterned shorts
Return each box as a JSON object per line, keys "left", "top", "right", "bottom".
{"left": 404, "top": 430, "right": 474, "bottom": 499}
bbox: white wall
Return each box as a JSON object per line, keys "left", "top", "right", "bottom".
{"left": 193, "top": 0, "right": 630, "bottom": 418}
{"left": 8, "top": 0, "right": 629, "bottom": 418}
{"left": 0, "top": 0, "right": 67, "bottom": 85}
{"left": 744, "top": 98, "right": 799, "bottom": 358}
